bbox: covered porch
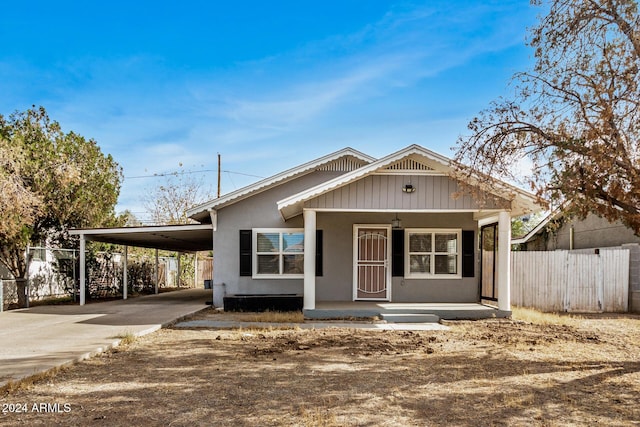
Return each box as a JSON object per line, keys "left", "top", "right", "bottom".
{"left": 299, "top": 209, "right": 514, "bottom": 313}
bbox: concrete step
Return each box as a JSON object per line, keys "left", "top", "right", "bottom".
{"left": 380, "top": 313, "right": 440, "bottom": 323}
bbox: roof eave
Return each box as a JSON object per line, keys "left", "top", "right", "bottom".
{"left": 187, "top": 147, "right": 375, "bottom": 219}
{"left": 277, "top": 145, "right": 545, "bottom": 218}
{"left": 277, "top": 145, "right": 453, "bottom": 215}
{"left": 511, "top": 205, "right": 563, "bottom": 244}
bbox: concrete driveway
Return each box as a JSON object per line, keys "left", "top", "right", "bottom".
{"left": 0, "top": 288, "right": 210, "bottom": 388}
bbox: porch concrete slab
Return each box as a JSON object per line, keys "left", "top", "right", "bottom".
{"left": 0, "top": 288, "right": 211, "bottom": 388}
{"left": 307, "top": 302, "right": 510, "bottom": 320}
{"left": 380, "top": 313, "right": 440, "bottom": 323}
{"left": 174, "top": 319, "right": 450, "bottom": 331}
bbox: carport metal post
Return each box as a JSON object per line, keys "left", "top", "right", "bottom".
{"left": 155, "top": 249, "right": 159, "bottom": 294}
{"left": 177, "top": 253, "right": 181, "bottom": 287}
{"left": 123, "top": 246, "right": 128, "bottom": 300}
{"left": 194, "top": 253, "right": 198, "bottom": 289}
{"left": 79, "top": 234, "right": 86, "bottom": 306}
{"left": 25, "top": 246, "right": 30, "bottom": 308}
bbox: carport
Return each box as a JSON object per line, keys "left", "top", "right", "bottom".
{"left": 70, "top": 224, "right": 214, "bottom": 305}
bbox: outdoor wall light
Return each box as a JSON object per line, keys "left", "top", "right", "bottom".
{"left": 402, "top": 184, "right": 416, "bottom": 193}
{"left": 391, "top": 214, "right": 402, "bottom": 229}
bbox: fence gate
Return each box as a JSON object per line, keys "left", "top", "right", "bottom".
{"left": 480, "top": 223, "right": 498, "bottom": 301}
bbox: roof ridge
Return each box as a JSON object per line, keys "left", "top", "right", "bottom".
{"left": 186, "top": 147, "right": 375, "bottom": 220}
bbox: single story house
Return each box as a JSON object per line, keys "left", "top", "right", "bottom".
{"left": 186, "top": 144, "right": 540, "bottom": 316}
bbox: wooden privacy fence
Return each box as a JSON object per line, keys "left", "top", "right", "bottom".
{"left": 511, "top": 250, "right": 629, "bottom": 312}
{"left": 197, "top": 257, "right": 213, "bottom": 283}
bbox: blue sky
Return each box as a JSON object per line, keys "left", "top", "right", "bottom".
{"left": 1, "top": 1, "right": 539, "bottom": 223}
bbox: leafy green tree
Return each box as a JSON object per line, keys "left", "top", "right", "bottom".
{"left": 511, "top": 212, "right": 545, "bottom": 239}
{"left": 0, "top": 137, "right": 41, "bottom": 282}
{"left": 454, "top": 1, "right": 640, "bottom": 233}
{"left": 0, "top": 106, "right": 123, "bottom": 306}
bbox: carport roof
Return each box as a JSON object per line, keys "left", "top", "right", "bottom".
{"left": 69, "top": 224, "right": 213, "bottom": 253}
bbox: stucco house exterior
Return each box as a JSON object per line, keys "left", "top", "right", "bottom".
{"left": 187, "top": 144, "right": 540, "bottom": 316}
{"left": 513, "top": 210, "right": 640, "bottom": 251}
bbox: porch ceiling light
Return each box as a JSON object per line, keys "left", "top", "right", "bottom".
{"left": 402, "top": 184, "right": 416, "bottom": 193}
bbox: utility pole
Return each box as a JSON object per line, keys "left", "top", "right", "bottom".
{"left": 217, "top": 153, "right": 221, "bottom": 198}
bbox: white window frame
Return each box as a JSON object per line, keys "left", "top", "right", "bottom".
{"left": 405, "top": 228, "right": 462, "bottom": 279}
{"left": 252, "top": 228, "right": 304, "bottom": 279}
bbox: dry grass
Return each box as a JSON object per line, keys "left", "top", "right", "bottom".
{"left": 511, "top": 306, "right": 583, "bottom": 326}
{"left": 1, "top": 311, "right": 638, "bottom": 426}
{"left": 191, "top": 308, "right": 305, "bottom": 323}
{"left": 243, "top": 310, "right": 305, "bottom": 323}
{"left": 0, "top": 366, "right": 66, "bottom": 395}
{"left": 113, "top": 331, "right": 137, "bottom": 346}
{"left": 298, "top": 406, "right": 339, "bottom": 427}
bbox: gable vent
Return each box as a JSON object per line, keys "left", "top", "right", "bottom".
{"left": 316, "top": 156, "right": 367, "bottom": 172}
{"left": 384, "top": 158, "right": 434, "bottom": 171}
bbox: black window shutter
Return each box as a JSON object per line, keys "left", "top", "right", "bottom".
{"left": 462, "top": 230, "right": 475, "bottom": 278}
{"left": 391, "top": 229, "right": 405, "bottom": 277}
{"left": 239, "top": 230, "right": 252, "bottom": 276}
{"left": 315, "top": 230, "right": 323, "bottom": 277}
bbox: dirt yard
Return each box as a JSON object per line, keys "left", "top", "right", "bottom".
{"left": 1, "top": 309, "right": 638, "bottom": 426}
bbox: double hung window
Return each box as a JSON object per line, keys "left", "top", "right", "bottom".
{"left": 253, "top": 229, "right": 304, "bottom": 277}
{"left": 405, "top": 229, "right": 461, "bottom": 278}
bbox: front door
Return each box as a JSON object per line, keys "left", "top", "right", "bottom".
{"left": 354, "top": 226, "right": 391, "bottom": 300}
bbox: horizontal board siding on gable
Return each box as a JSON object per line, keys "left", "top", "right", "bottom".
{"left": 304, "top": 174, "right": 506, "bottom": 210}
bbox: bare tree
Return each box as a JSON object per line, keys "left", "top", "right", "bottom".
{"left": 455, "top": 0, "right": 640, "bottom": 233}
{"left": 143, "top": 167, "right": 214, "bottom": 225}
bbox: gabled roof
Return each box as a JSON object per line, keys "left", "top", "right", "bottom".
{"left": 187, "top": 147, "right": 375, "bottom": 222}
{"left": 511, "top": 205, "right": 563, "bottom": 245}
{"left": 277, "top": 144, "right": 541, "bottom": 219}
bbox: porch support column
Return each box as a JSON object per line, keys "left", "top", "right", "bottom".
{"left": 79, "top": 234, "right": 86, "bottom": 306}
{"left": 123, "top": 246, "right": 128, "bottom": 300}
{"left": 497, "top": 211, "right": 511, "bottom": 311}
{"left": 303, "top": 209, "right": 316, "bottom": 310}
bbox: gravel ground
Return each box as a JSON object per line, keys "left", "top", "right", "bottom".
{"left": 1, "top": 310, "right": 638, "bottom": 426}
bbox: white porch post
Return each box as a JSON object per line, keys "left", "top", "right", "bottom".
{"left": 79, "top": 234, "right": 86, "bottom": 306}
{"left": 303, "top": 209, "right": 316, "bottom": 310}
{"left": 123, "top": 246, "right": 128, "bottom": 300}
{"left": 155, "top": 249, "right": 159, "bottom": 294}
{"left": 497, "top": 211, "right": 511, "bottom": 311}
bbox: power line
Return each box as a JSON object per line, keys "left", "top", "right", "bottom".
{"left": 124, "top": 169, "right": 265, "bottom": 180}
